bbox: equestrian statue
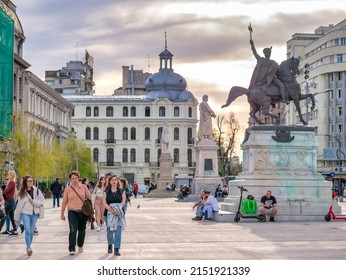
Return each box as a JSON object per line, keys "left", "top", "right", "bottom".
{"left": 222, "top": 23, "right": 315, "bottom": 125}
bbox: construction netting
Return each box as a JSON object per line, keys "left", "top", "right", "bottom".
{"left": 0, "top": 7, "right": 14, "bottom": 139}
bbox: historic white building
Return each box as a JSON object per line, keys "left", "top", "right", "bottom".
{"left": 65, "top": 43, "right": 198, "bottom": 185}
{"left": 286, "top": 19, "right": 346, "bottom": 175}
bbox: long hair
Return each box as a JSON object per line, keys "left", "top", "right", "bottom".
{"left": 106, "top": 174, "right": 119, "bottom": 191}
{"left": 119, "top": 178, "right": 128, "bottom": 189}
{"left": 18, "top": 175, "right": 33, "bottom": 199}
{"left": 96, "top": 176, "right": 105, "bottom": 189}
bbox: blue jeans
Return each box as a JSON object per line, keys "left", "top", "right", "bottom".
{"left": 52, "top": 193, "right": 60, "bottom": 207}
{"left": 196, "top": 205, "right": 204, "bottom": 217}
{"left": 107, "top": 224, "right": 122, "bottom": 249}
{"left": 67, "top": 211, "right": 87, "bottom": 252}
{"left": 21, "top": 213, "right": 38, "bottom": 249}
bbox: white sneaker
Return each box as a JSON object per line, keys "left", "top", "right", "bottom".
{"left": 102, "top": 224, "right": 106, "bottom": 230}
{"left": 69, "top": 251, "right": 75, "bottom": 255}
{"left": 97, "top": 226, "right": 101, "bottom": 232}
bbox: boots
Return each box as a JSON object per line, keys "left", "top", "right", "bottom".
{"left": 108, "top": 245, "right": 112, "bottom": 253}
{"left": 114, "top": 248, "right": 121, "bottom": 256}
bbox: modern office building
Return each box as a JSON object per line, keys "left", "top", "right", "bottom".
{"left": 286, "top": 19, "right": 346, "bottom": 175}
{"left": 64, "top": 43, "right": 198, "bottom": 185}
{"left": 45, "top": 50, "right": 95, "bottom": 95}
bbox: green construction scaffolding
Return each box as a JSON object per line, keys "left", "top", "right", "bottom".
{"left": 0, "top": 7, "right": 14, "bottom": 139}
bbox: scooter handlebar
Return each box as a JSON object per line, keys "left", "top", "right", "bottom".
{"left": 238, "top": 186, "right": 248, "bottom": 192}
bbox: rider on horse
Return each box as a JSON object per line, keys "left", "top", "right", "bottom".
{"left": 249, "top": 39, "right": 289, "bottom": 105}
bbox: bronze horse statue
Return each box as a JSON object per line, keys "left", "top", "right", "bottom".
{"left": 222, "top": 57, "right": 315, "bottom": 125}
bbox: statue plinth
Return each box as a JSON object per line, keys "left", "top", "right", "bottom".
{"left": 192, "top": 138, "right": 223, "bottom": 194}
{"left": 156, "top": 152, "right": 173, "bottom": 190}
{"left": 218, "top": 125, "right": 337, "bottom": 222}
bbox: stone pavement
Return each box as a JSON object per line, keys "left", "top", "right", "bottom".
{"left": 1, "top": 195, "right": 346, "bottom": 260}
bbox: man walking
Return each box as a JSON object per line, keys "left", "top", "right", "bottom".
{"left": 51, "top": 178, "right": 62, "bottom": 207}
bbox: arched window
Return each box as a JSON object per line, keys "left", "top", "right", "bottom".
{"left": 130, "top": 148, "right": 136, "bottom": 162}
{"left": 85, "top": 127, "right": 91, "bottom": 140}
{"left": 93, "top": 106, "right": 99, "bottom": 117}
{"left": 188, "top": 107, "right": 192, "bottom": 118}
{"left": 144, "top": 148, "right": 150, "bottom": 162}
{"left": 131, "top": 106, "right": 136, "bottom": 117}
{"left": 86, "top": 106, "right": 91, "bottom": 117}
{"left": 159, "top": 106, "right": 166, "bottom": 117}
{"left": 122, "top": 148, "right": 128, "bottom": 163}
{"left": 106, "top": 148, "right": 114, "bottom": 166}
{"left": 123, "top": 106, "right": 128, "bottom": 117}
{"left": 123, "top": 127, "right": 128, "bottom": 140}
{"left": 174, "top": 127, "right": 179, "bottom": 140}
{"left": 131, "top": 127, "right": 136, "bottom": 140}
{"left": 93, "top": 148, "right": 99, "bottom": 162}
{"left": 106, "top": 106, "right": 113, "bottom": 117}
{"left": 107, "top": 127, "right": 114, "bottom": 141}
{"left": 174, "top": 148, "right": 179, "bottom": 163}
{"left": 188, "top": 127, "right": 193, "bottom": 144}
{"left": 145, "top": 127, "right": 150, "bottom": 140}
{"left": 93, "top": 127, "right": 99, "bottom": 140}
{"left": 145, "top": 106, "right": 150, "bottom": 117}
{"left": 174, "top": 106, "right": 180, "bottom": 117}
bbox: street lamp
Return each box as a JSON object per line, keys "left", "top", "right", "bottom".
{"left": 327, "top": 134, "right": 345, "bottom": 201}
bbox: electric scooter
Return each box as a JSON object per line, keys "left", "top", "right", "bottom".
{"left": 324, "top": 188, "right": 346, "bottom": 221}
{"left": 234, "top": 186, "right": 266, "bottom": 223}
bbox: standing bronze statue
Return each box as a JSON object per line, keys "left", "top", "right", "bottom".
{"left": 222, "top": 23, "right": 315, "bottom": 125}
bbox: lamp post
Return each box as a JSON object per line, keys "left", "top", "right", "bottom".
{"left": 328, "top": 135, "right": 345, "bottom": 201}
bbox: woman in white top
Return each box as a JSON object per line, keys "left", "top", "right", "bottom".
{"left": 14, "top": 175, "right": 44, "bottom": 256}
{"left": 92, "top": 176, "right": 106, "bottom": 231}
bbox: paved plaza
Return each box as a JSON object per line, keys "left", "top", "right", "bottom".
{"left": 0, "top": 195, "right": 346, "bottom": 260}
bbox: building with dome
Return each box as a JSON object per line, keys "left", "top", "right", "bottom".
{"left": 65, "top": 40, "right": 198, "bottom": 185}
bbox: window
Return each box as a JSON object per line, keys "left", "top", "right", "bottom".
{"left": 174, "top": 148, "right": 179, "bottom": 163}
{"left": 159, "top": 106, "right": 166, "bottom": 117}
{"left": 130, "top": 148, "right": 136, "bottom": 162}
{"left": 131, "top": 106, "right": 136, "bottom": 117}
{"left": 85, "top": 127, "right": 91, "bottom": 140}
{"left": 158, "top": 127, "right": 163, "bottom": 141}
{"left": 174, "top": 127, "right": 179, "bottom": 140}
{"left": 338, "top": 107, "right": 343, "bottom": 116}
{"left": 145, "top": 106, "right": 150, "bottom": 117}
{"left": 107, "top": 127, "right": 114, "bottom": 141}
{"left": 188, "top": 127, "right": 193, "bottom": 144}
{"left": 93, "top": 148, "right": 99, "bottom": 162}
{"left": 93, "top": 127, "right": 99, "bottom": 140}
{"left": 188, "top": 107, "right": 192, "bottom": 118}
{"left": 157, "top": 149, "right": 161, "bottom": 162}
{"left": 131, "top": 127, "right": 136, "bottom": 140}
{"left": 338, "top": 72, "right": 343, "bottom": 81}
{"left": 123, "top": 127, "right": 128, "bottom": 140}
{"left": 338, "top": 124, "right": 343, "bottom": 133}
{"left": 106, "top": 106, "right": 113, "bottom": 117}
{"left": 123, "top": 106, "right": 128, "bottom": 117}
{"left": 59, "top": 79, "right": 63, "bottom": 84}
{"left": 187, "top": 149, "right": 192, "bottom": 165}
{"left": 144, "top": 148, "right": 150, "bottom": 162}
{"left": 337, "top": 54, "right": 343, "bottom": 63}
{"left": 122, "top": 149, "right": 128, "bottom": 163}
{"left": 86, "top": 106, "right": 91, "bottom": 117}
{"left": 145, "top": 127, "right": 150, "bottom": 140}
{"left": 94, "top": 106, "right": 99, "bottom": 117}
{"left": 338, "top": 89, "right": 343, "bottom": 99}
{"left": 107, "top": 149, "right": 114, "bottom": 166}
{"left": 174, "top": 106, "right": 180, "bottom": 117}
{"left": 72, "top": 109, "right": 74, "bottom": 117}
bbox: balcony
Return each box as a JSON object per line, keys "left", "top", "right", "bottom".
{"left": 104, "top": 139, "right": 116, "bottom": 144}
{"left": 155, "top": 138, "right": 161, "bottom": 145}
{"left": 149, "top": 162, "right": 159, "bottom": 167}
{"left": 99, "top": 161, "right": 121, "bottom": 167}
{"left": 187, "top": 139, "right": 195, "bottom": 145}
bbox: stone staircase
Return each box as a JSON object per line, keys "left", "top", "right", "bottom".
{"left": 143, "top": 189, "right": 178, "bottom": 198}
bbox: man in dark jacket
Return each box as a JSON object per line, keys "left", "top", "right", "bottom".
{"left": 51, "top": 178, "right": 62, "bottom": 207}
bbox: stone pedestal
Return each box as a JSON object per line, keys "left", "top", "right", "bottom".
{"left": 218, "top": 125, "right": 338, "bottom": 222}
{"left": 192, "top": 138, "right": 223, "bottom": 194}
{"left": 156, "top": 152, "right": 173, "bottom": 190}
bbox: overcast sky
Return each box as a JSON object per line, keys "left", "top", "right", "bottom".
{"left": 15, "top": 0, "right": 346, "bottom": 127}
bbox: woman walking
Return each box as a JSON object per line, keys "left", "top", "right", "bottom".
{"left": 14, "top": 175, "right": 44, "bottom": 256}
{"left": 0, "top": 171, "right": 18, "bottom": 235}
{"left": 92, "top": 176, "right": 106, "bottom": 231}
{"left": 61, "top": 171, "right": 91, "bottom": 255}
{"left": 102, "top": 174, "right": 126, "bottom": 256}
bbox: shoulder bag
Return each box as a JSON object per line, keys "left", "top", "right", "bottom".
{"left": 70, "top": 185, "right": 94, "bottom": 217}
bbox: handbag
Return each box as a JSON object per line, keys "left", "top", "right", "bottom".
{"left": 0, "top": 205, "right": 5, "bottom": 220}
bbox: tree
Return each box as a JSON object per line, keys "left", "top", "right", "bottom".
{"left": 214, "top": 112, "right": 241, "bottom": 176}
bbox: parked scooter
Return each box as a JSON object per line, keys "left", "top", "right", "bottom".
{"left": 234, "top": 186, "right": 266, "bottom": 223}
{"left": 325, "top": 188, "right": 346, "bottom": 221}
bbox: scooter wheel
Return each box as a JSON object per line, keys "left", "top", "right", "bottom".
{"left": 258, "top": 215, "right": 266, "bottom": 223}
{"left": 234, "top": 215, "right": 240, "bottom": 223}
{"left": 324, "top": 213, "right": 331, "bottom": 222}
